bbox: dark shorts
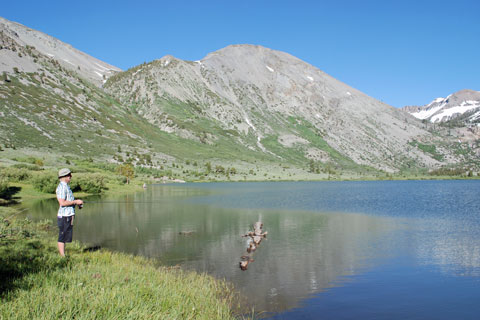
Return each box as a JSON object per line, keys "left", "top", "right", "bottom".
{"left": 57, "top": 216, "right": 74, "bottom": 243}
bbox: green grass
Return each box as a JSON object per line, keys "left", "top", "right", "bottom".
{"left": 284, "top": 117, "right": 379, "bottom": 174}
{"left": 0, "top": 207, "right": 242, "bottom": 320}
{"left": 408, "top": 140, "right": 444, "bottom": 161}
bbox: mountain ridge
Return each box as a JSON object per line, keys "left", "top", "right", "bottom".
{"left": 0, "top": 17, "right": 121, "bottom": 86}
{"left": 105, "top": 43, "right": 454, "bottom": 172}
{"left": 1, "top": 16, "right": 479, "bottom": 177}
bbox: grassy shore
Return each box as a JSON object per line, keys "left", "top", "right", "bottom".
{"left": 0, "top": 204, "right": 244, "bottom": 319}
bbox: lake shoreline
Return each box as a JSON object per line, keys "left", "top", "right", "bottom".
{"left": 0, "top": 182, "right": 247, "bottom": 319}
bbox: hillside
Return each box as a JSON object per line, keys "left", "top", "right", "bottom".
{"left": 1, "top": 16, "right": 479, "bottom": 178}
{"left": 105, "top": 44, "right": 477, "bottom": 172}
{"left": 0, "top": 18, "right": 205, "bottom": 171}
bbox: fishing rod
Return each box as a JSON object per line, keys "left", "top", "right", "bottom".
{"left": 78, "top": 200, "right": 162, "bottom": 209}
{"left": 82, "top": 201, "right": 164, "bottom": 204}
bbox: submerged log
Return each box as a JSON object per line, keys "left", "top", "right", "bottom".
{"left": 178, "top": 231, "right": 195, "bottom": 236}
{"left": 243, "top": 230, "right": 268, "bottom": 238}
{"left": 239, "top": 221, "right": 267, "bottom": 271}
{"left": 239, "top": 260, "right": 249, "bottom": 270}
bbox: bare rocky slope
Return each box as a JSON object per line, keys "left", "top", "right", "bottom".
{"left": 105, "top": 44, "right": 474, "bottom": 172}
{"left": 0, "top": 17, "right": 170, "bottom": 163}
{"left": 0, "top": 17, "right": 120, "bottom": 86}
{"left": 1, "top": 16, "right": 478, "bottom": 176}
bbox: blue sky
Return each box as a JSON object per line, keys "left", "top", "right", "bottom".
{"left": 2, "top": 0, "right": 479, "bottom": 107}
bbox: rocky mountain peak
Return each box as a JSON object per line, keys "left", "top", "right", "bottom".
{"left": 445, "top": 89, "right": 480, "bottom": 104}
{"left": 403, "top": 89, "right": 480, "bottom": 123}
{"left": 201, "top": 44, "right": 311, "bottom": 75}
{"left": 156, "top": 55, "right": 180, "bottom": 67}
{"left": 204, "top": 44, "right": 275, "bottom": 58}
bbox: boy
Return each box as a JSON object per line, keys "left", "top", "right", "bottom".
{"left": 56, "top": 168, "right": 83, "bottom": 257}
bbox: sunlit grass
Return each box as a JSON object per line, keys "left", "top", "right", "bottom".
{"left": 0, "top": 207, "right": 242, "bottom": 319}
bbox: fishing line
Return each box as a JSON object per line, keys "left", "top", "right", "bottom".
{"left": 83, "top": 201, "right": 163, "bottom": 204}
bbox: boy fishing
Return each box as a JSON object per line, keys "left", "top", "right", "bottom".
{"left": 56, "top": 168, "right": 83, "bottom": 257}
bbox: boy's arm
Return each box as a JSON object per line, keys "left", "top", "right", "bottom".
{"left": 56, "top": 183, "right": 83, "bottom": 207}
{"left": 57, "top": 198, "right": 83, "bottom": 207}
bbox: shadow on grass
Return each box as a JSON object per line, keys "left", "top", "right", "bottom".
{"left": 0, "top": 238, "right": 69, "bottom": 296}
{"left": 0, "top": 205, "right": 69, "bottom": 297}
{"left": 83, "top": 245, "right": 102, "bottom": 253}
{"left": 0, "top": 186, "right": 22, "bottom": 205}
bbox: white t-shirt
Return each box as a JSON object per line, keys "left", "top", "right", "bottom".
{"left": 56, "top": 181, "right": 75, "bottom": 217}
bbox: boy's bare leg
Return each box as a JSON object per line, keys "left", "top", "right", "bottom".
{"left": 57, "top": 242, "right": 65, "bottom": 257}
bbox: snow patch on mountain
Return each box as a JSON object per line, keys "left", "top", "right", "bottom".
{"left": 405, "top": 89, "right": 480, "bottom": 124}
{"left": 412, "top": 105, "right": 444, "bottom": 120}
{"left": 430, "top": 101, "right": 480, "bottom": 123}
{"left": 245, "top": 117, "right": 256, "bottom": 131}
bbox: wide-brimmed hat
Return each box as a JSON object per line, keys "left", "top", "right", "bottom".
{"left": 58, "top": 168, "right": 72, "bottom": 178}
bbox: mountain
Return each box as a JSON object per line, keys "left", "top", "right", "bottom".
{"left": 0, "top": 16, "right": 175, "bottom": 163}
{"left": 403, "top": 89, "right": 480, "bottom": 124}
{"left": 1, "top": 17, "right": 479, "bottom": 177}
{"left": 105, "top": 44, "right": 473, "bottom": 172}
{"left": 0, "top": 17, "right": 120, "bottom": 86}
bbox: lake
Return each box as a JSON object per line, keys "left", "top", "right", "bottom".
{"left": 26, "top": 180, "right": 480, "bottom": 319}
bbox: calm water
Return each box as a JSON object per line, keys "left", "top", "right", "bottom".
{"left": 26, "top": 180, "right": 480, "bottom": 319}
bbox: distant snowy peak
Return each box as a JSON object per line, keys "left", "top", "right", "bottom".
{"left": 0, "top": 16, "right": 121, "bottom": 86}
{"left": 403, "top": 89, "right": 480, "bottom": 124}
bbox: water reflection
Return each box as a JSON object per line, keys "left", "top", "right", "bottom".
{"left": 25, "top": 181, "right": 480, "bottom": 316}
{"left": 25, "top": 185, "right": 403, "bottom": 312}
{"left": 411, "top": 218, "right": 480, "bottom": 277}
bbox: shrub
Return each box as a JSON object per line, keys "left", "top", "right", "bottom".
{"left": 12, "top": 163, "right": 43, "bottom": 171}
{"left": 429, "top": 168, "right": 465, "bottom": 176}
{"left": 116, "top": 164, "right": 134, "bottom": 184}
{"left": 0, "top": 167, "right": 32, "bottom": 182}
{"left": 0, "top": 178, "right": 8, "bottom": 199}
{"left": 111, "top": 175, "right": 127, "bottom": 184}
{"left": 71, "top": 173, "right": 106, "bottom": 194}
{"left": 32, "top": 173, "right": 58, "bottom": 194}
{"left": 205, "top": 162, "right": 212, "bottom": 174}
{"left": 85, "top": 162, "right": 117, "bottom": 173}
{"left": 14, "top": 157, "right": 39, "bottom": 164}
